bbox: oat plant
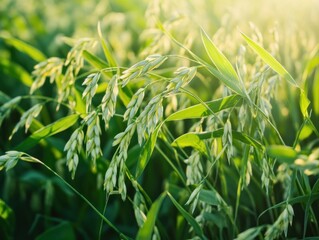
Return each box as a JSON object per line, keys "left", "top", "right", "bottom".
{"left": 1, "top": 1, "right": 319, "bottom": 239}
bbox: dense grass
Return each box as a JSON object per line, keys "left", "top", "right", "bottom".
{"left": 1, "top": 0, "right": 319, "bottom": 239}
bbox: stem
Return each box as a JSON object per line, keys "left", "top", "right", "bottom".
{"left": 98, "top": 193, "right": 109, "bottom": 240}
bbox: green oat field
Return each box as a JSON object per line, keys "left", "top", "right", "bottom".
{"left": 1, "top": 0, "right": 319, "bottom": 239}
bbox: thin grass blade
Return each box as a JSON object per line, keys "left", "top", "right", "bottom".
{"left": 313, "top": 71, "right": 319, "bottom": 115}
{"left": 201, "top": 29, "right": 245, "bottom": 96}
{"left": 35, "top": 222, "right": 76, "bottom": 240}
{"left": 136, "top": 123, "right": 162, "bottom": 178}
{"left": 0, "top": 59, "right": 33, "bottom": 87}
{"left": 83, "top": 50, "right": 109, "bottom": 70}
{"left": 97, "top": 22, "right": 117, "bottom": 68}
{"left": 1, "top": 35, "right": 46, "bottom": 62}
{"left": 136, "top": 193, "right": 166, "bottom": 240}
{"left": 167, "top": 95, "right": 242, "bottom": 121}
{"left": 167, "top": 192, "right": 206, "bottom": 239}
{"left": 241, "top": 32, "right": 297, "bottom": 87}
{"left": 172, "top": 129, "right": 264, "bottom": 151}
{"left": 16, "top": 114, "right": 79, "bottom": 151}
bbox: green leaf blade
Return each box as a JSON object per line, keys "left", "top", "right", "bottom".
{"left": 0, "top": 198, "right": 15, "bottom": 240}
{"left": 166, "top": 94, "right": 242, "bottom": 121}
{"left": 266, "top": 145, "right": 298, "bottom": 164}
{"left": 167, "top": 192, "right": 206, "bottom": 239}
{"left": 172, "top": 129, "right": 264, "bottom": 151}
{"left": 201, "top": 29, "right": 244, "bottom": 96}
{"left": 35, "top": 222, "right": 76, "bottom": 240}
{"left": 1, "top": 35, "right": 46, "bottom": 62}
{"left": 136, "top": 124, "right": 162, "bottom": 178}
{"left": 235, "top": 226, "right": 266, "bottom": 240}
{"left": 136, "top": 193, "right": 166, "bottom": 240}
{"left": 16, "top": 114, "right": 79, "bottom": 151}
{"left": 0, "top": 59, "right": 33, "bottom": 87}
{"left": 97, "top": 22, "right": 117, "bottom": 68}
{"left": 241, "top": 32, "right": 297, "bottom": 87}
{"left": 82, "top": 50, "right": 109, "bottom": 70}
{"left": 198, "top": 189, "right": 222, "bottom": 206}
{"left": 171, "top": 133, "right": 207, "bottom": 153}
{"left": 300, "top": 90, "right": 310, "bottom": 118}
{"left": 313, "top": 71, "right": 319, "bottom": 115}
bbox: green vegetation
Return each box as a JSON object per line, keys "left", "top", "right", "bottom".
{"left": 1, "top": 0, "right": 319, "bottom": 239}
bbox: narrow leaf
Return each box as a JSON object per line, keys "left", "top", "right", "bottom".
{"left": 302, "top": 53, "right": 319, "bottom": 83}
{"left": 235, "top": 226, "right": 265, "bottom": 240}
{"left": 136, "top": 193, "right": 166, "bottom": 240}
{"left": 313, "top": 70, "right": 319, "bottom": 115}
{"left": 16, "top": 114, "right": 79, "bottom": 151}
{"left": 266, "top": 145, "right": 298, "bottom": 164}
{"left": 0, "top": 198, "right": 14, "bottom": 239}
{"left": 201, "top": 29, "right": 244, "bottom": 96}
{"left": 0, "top": 91, "right": 11, "bottom": 103}
{"left": 97, "top": 22, "right": 117, "bottom": 68}
{"left": 136, "top": 124, "right": 162, "bottom": 178}
{"left": 82, "top": 50, "right": 109, "bottom": 70}
{"left": 74, "top": 89, "right": 86, "bottom": 114}
{"left": 300, "top": 90, "right": 310, "bottom": 118}
{"left": 96, "top": 82, "right": 108, "bottom": 93}
{"left": 202, "top": 211, "right": 227, "bottom": 229}
{"left": 303, "top": 178, "right": 319, "bottom": 238}
{"left": 298, "top": 120, "right": 313, "bottom": 141}
{"left": 258, "top": 193, "right": 319, "bottom": 220}
{"left": 0, "top": 59, "right": 33, "bottom": 87}
{"left": 167, "top": 192, "right": 206, "bottom": 239}
{"left": 1, "top": 35, "right": 46, "bottom": 62}
{"left": 118, "top": 88, "right": 132, "bottom": 107}
{"left": 172, "top": 129, "right": 264, "bottom": 151}
{"left": 241, "top": 32, "right": 297, "bottom": 86}
{"left": 198, "top": 189, "right": 222, "bottom": 206}
{"left": 171, "top": 133, "right": 206, "bottom": 153}
{"left": 35, "top": 222, "right": 76, "bottom": 240}
{"left": 167, "top": 94, "right": 242, "bottom": 121}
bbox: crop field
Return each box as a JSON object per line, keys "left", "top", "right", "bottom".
{"left": 1, "top": 0, "right": 319, "bottom": 239}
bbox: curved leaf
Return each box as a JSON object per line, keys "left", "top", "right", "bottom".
{"left": 300, "top": 90, "right": 310, "bottom": 118}
{"left": 136, "top": 193, "right": 166, "bottom": 240}
{"left": 0, "top": 59, "right": 33, "bottom": 87}
{"left": 1, "top": 35, "right": 46, "bottom": 62}
{"left": 35, "top": 222, "right": 76, "bottom": 240}
{"left": 172, "top": 132, "right": 207, "bottom": 153}
{"left": 241, "top": 32, "right": 297, "bottom": 87}
{"left": 199, "top": 189, "right": 223, "bottom": 207}
{"left": 167, "top": 192, "right": 206, "bottom": 239}
{"left": 172, "top": 129, "right": 264, "bottom": 151}
{"left": 235, "top": 226, "right": 266, "bottom": 240}
{"left": 82, "top": 50, "right": 109, "bottom": 70}
{"left": 313, "top": 70, "right": 319, "bottom": 115}
{"left": 136, "top": 123, "right": 162, "bottom": 178}
{"left": 201, "top": 29, "right": 245, "bottom": 96}
{"left": 167, "top": 94, "right": 242, "bottom": 121}
{"left": 266, "top": 145, "right": 298, "bottom": 164}
{"left": 16, "top": 114, "right": 79, "bottom": 151}
{"left": 97, "top": 22, "right": 117, "bottom": 68}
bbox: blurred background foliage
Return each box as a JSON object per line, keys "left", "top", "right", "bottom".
{"left": 1, "top": 0, "right": 319, "bottom": 239}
